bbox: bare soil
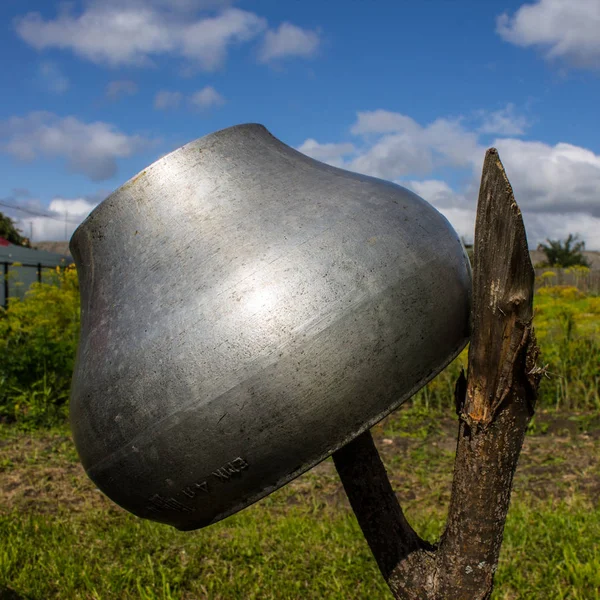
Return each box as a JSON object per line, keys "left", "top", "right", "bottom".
{"left": 2, "top": 411, "right": 597, "bottom": 519}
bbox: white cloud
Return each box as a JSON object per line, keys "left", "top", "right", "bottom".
{"left": 403, "top": 181, "right": 600, "bottom": 250}
{"left": 297, "top": 107, "right": 600, "bottom": 249}
{"left": 259, "top": 22, "right": 320, "bottom": 63}
{"left": 296, "top": 139, "right": 355, "bottom": 167}
{"left": 497, "top": 0, "right": 600, "bottom": 69}
{"left": 154, "top": 87, "right": 225, "bottom": 110}
{"left": 28, "top": 197, "right": 97, "bottom": 242}
{"left": 106, "top": 80, "right": 138, "bottom": 100}
{"left": 38, "top": 61, "right": 69, "bottom": 94}
{"left": 437, "top": 207, "right": 478, "bottom": 245}
{"left": 49, "top": 197, "right": 98, "bottom": 218}
{"left": 349, "top": 135, "right": 434, "bottom": 179}
{"left": 521, "top": 211, "right": 600, "bottom": 250}
{"left": 180, "top": 9, "right": 267, "bottom": 70}
{"left": 477, "top": 104, "right": 529, "bottom": 136}
{"left": 405, "top": 179, "right": 469, "bottom": 209}
{"left": 154, "top": 90, "right": 183, "bottom": 110}
{"left": 97, "top": 0, "right": 232, "bottom": 9}
{"left": 15, "top": 4, "right": 267, "bottom": 71}
{"left": 493, "top": 138, "right": 600, "bottom": 216}
{"left": 190, "top": 86, "right": 225, "bottom": 109}
{"left": 16, "top": 5, "right": 174, "bottom": 68}
{"left": 2, "top": 195, "right": 100, "bottom": 242}
{"left": 140, "top": 0, "right": 234, "bottom": 10}
{"left": 0, "top": 112, "right": 153, "bottom": 181}
{"left": 353, "top": 105, "right": 530, "bottom": 139}
{"left": 350, "top": 110, "right": 422, "bottom": 136}
{"left": 403, "top": 181, "right": 475, "bottom": 243}
{"left": 345, "top": 111, "right": 482, "bottom": 180}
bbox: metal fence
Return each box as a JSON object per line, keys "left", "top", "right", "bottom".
{"left": 534, "top": 267, "right": 600, "bottom": 296}
{"left": 1, "top": 261, "right": 68, "bottom": 308}
{"left": 1, "top": 243, "right": 72, "bottom": 308}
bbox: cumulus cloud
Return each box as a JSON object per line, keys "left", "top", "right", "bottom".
{"left": 179, "top": 10, "right": 267, "bottom": 70}
{"left": 496, "top": 0, "right": 600, "bottom": 70}
{"left": 296, "top": 139, "right": 355, "bottom": 167}
{"left": 296, "top": 107, "right": 600, "bottom": 249}
{"left": 106, "top": 80, "right": 138, "bottom": 100}
{"left": 0, "top": 112, "right": 153, "bottom": 181}
{"left": 28, "top": 197, "right": 98, "bottom": 241}
{"left": 477, "top": 104, "right": 529, "bottom": 136}
{"left": 190, "top": 86, "right": 225, "bottom": 109}
{"left": 403, "top": 181, "right": 476, "bottom": 242}
{"left": 345, "top": 110, "right": 482, "bottom": 180}
{"left": 38, "top": 61, "right": 69, "bottom": 94}
{"left": 403, "top": 183, "right": 600, "bottom": 251}
{"left": 16, "top": 4, "right": 174, "bottom": 68}
{"left": 154, "top": 87, "right": 225, "bottom": 110}
{"left": 521, "top": 211, "right": 600, "bottom": 250}
{"left": 154, "top": 90, "right": 183, "bottom": 110}
{"left": 405, "top": 179, "right": 469, "bottom": 210}
{"left": 96, "top": 0, "right": 232, "bottom": 9}
{"left": 493, "top": 138, "right": 600, "bottom": 216}
{"left": 1, "top": 194, "right": 100, "bottom": 242}
{"left": 438, "top": 207, "right": 478, "bottom": 245}
{"left": 139, "top": 0, "right": 234, "bottom": 10}
{"left": 49, "top": 197, "right": 99, "bottom": 219}
{"left": 350, "top": 110, "right": 422, "bottom": 136}
{"left": 258, "top": 23, "right": 320, "bottom": 63}
{"left": 14, "top": 4, "right": 268, "bottom": 71}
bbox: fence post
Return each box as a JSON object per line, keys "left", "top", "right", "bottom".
{"left": 3, "top": 262, "right": 8, "bottom": 309}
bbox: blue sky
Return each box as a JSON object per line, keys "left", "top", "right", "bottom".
{"left": 1, "top": 0, "right": 599, "bottom": 248}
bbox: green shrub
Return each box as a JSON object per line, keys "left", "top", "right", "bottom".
{"left": 0, "top": 265, "right": 79, "bottom": 426}
{"left": 0, "top": 268, "right": 598, "bottom": 429}
{"left": 410, "top": 286, "right": 600, "bottom": 412}
{"left": 0, "top": 210, "right": 30, "bottom": 247}
{"left": 537, "top": 234, "right": 590, "bottom": 268}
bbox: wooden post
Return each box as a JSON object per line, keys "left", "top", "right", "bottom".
{"left": 332, "top": 148, "right": 541, "bottom": 599}
{"left": 3, "top": 262, "right": 9, "bottom": 309}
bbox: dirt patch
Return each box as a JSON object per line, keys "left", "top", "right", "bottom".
{"left": 1, "top": 413, "right": 599, "bottom": 517}
{"left": 0, "top": 464, "right": 111, "bottom": 514}
{"left": 0, "top": 431, "right": 121, "bottom": 517}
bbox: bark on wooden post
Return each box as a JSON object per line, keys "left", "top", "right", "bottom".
{"left": 332, "top": 148, "right": 542, "bottom": 600}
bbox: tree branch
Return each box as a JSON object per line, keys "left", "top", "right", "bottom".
{"left": 332, "top": 431, "right": 433, "bottom": 580}
{"left": 333, "top": 148, "right": 541, "bottom": 599}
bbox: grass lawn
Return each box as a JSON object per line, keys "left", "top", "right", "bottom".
{"left": 1, "top": 407, "right": 599, "bottom": 599}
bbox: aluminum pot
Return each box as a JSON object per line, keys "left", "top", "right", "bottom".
{"left": 70, "top": 123, "right": 471, "bottom": 530}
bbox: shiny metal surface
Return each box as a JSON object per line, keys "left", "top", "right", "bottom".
{"left": 70, "top": 123, "right": 471, "bottom": 530}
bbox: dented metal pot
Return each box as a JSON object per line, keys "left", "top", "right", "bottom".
{"left": 69, "top": 124, "right": 471, "bottom": 530}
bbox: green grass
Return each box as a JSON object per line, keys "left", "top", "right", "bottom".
{"left": 495, "top": 499, "right": 600, "bottom": 600}
{"left": 1, "top": 496, "right": 598, "bottom": 599}
{"left": 0, "top": 506, "right": 388, "bottom": 599}
{"left": 1, "top": 409, "right": 599, "bottom": 599}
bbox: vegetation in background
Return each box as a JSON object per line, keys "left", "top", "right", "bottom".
{"left": 0, "top": 211, "right": 30, "bottom": 247}
{"left": 407, "top": 277, "right": 600, "bottom": 413}
{"left": 0, "top": 265, "right": 79, "bottom": 427}
{"left": 0, "top": 266, "right": 598, "bottom": 427}
{"left": 0, "top": 247, "right": 598, "bottom": 598}
{"left": 537, "top": 234, "right": 590, "bottom": 268}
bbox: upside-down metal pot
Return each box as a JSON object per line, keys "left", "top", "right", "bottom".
{"left": 69, "top": 124, "right": 471, "bottom": 530}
